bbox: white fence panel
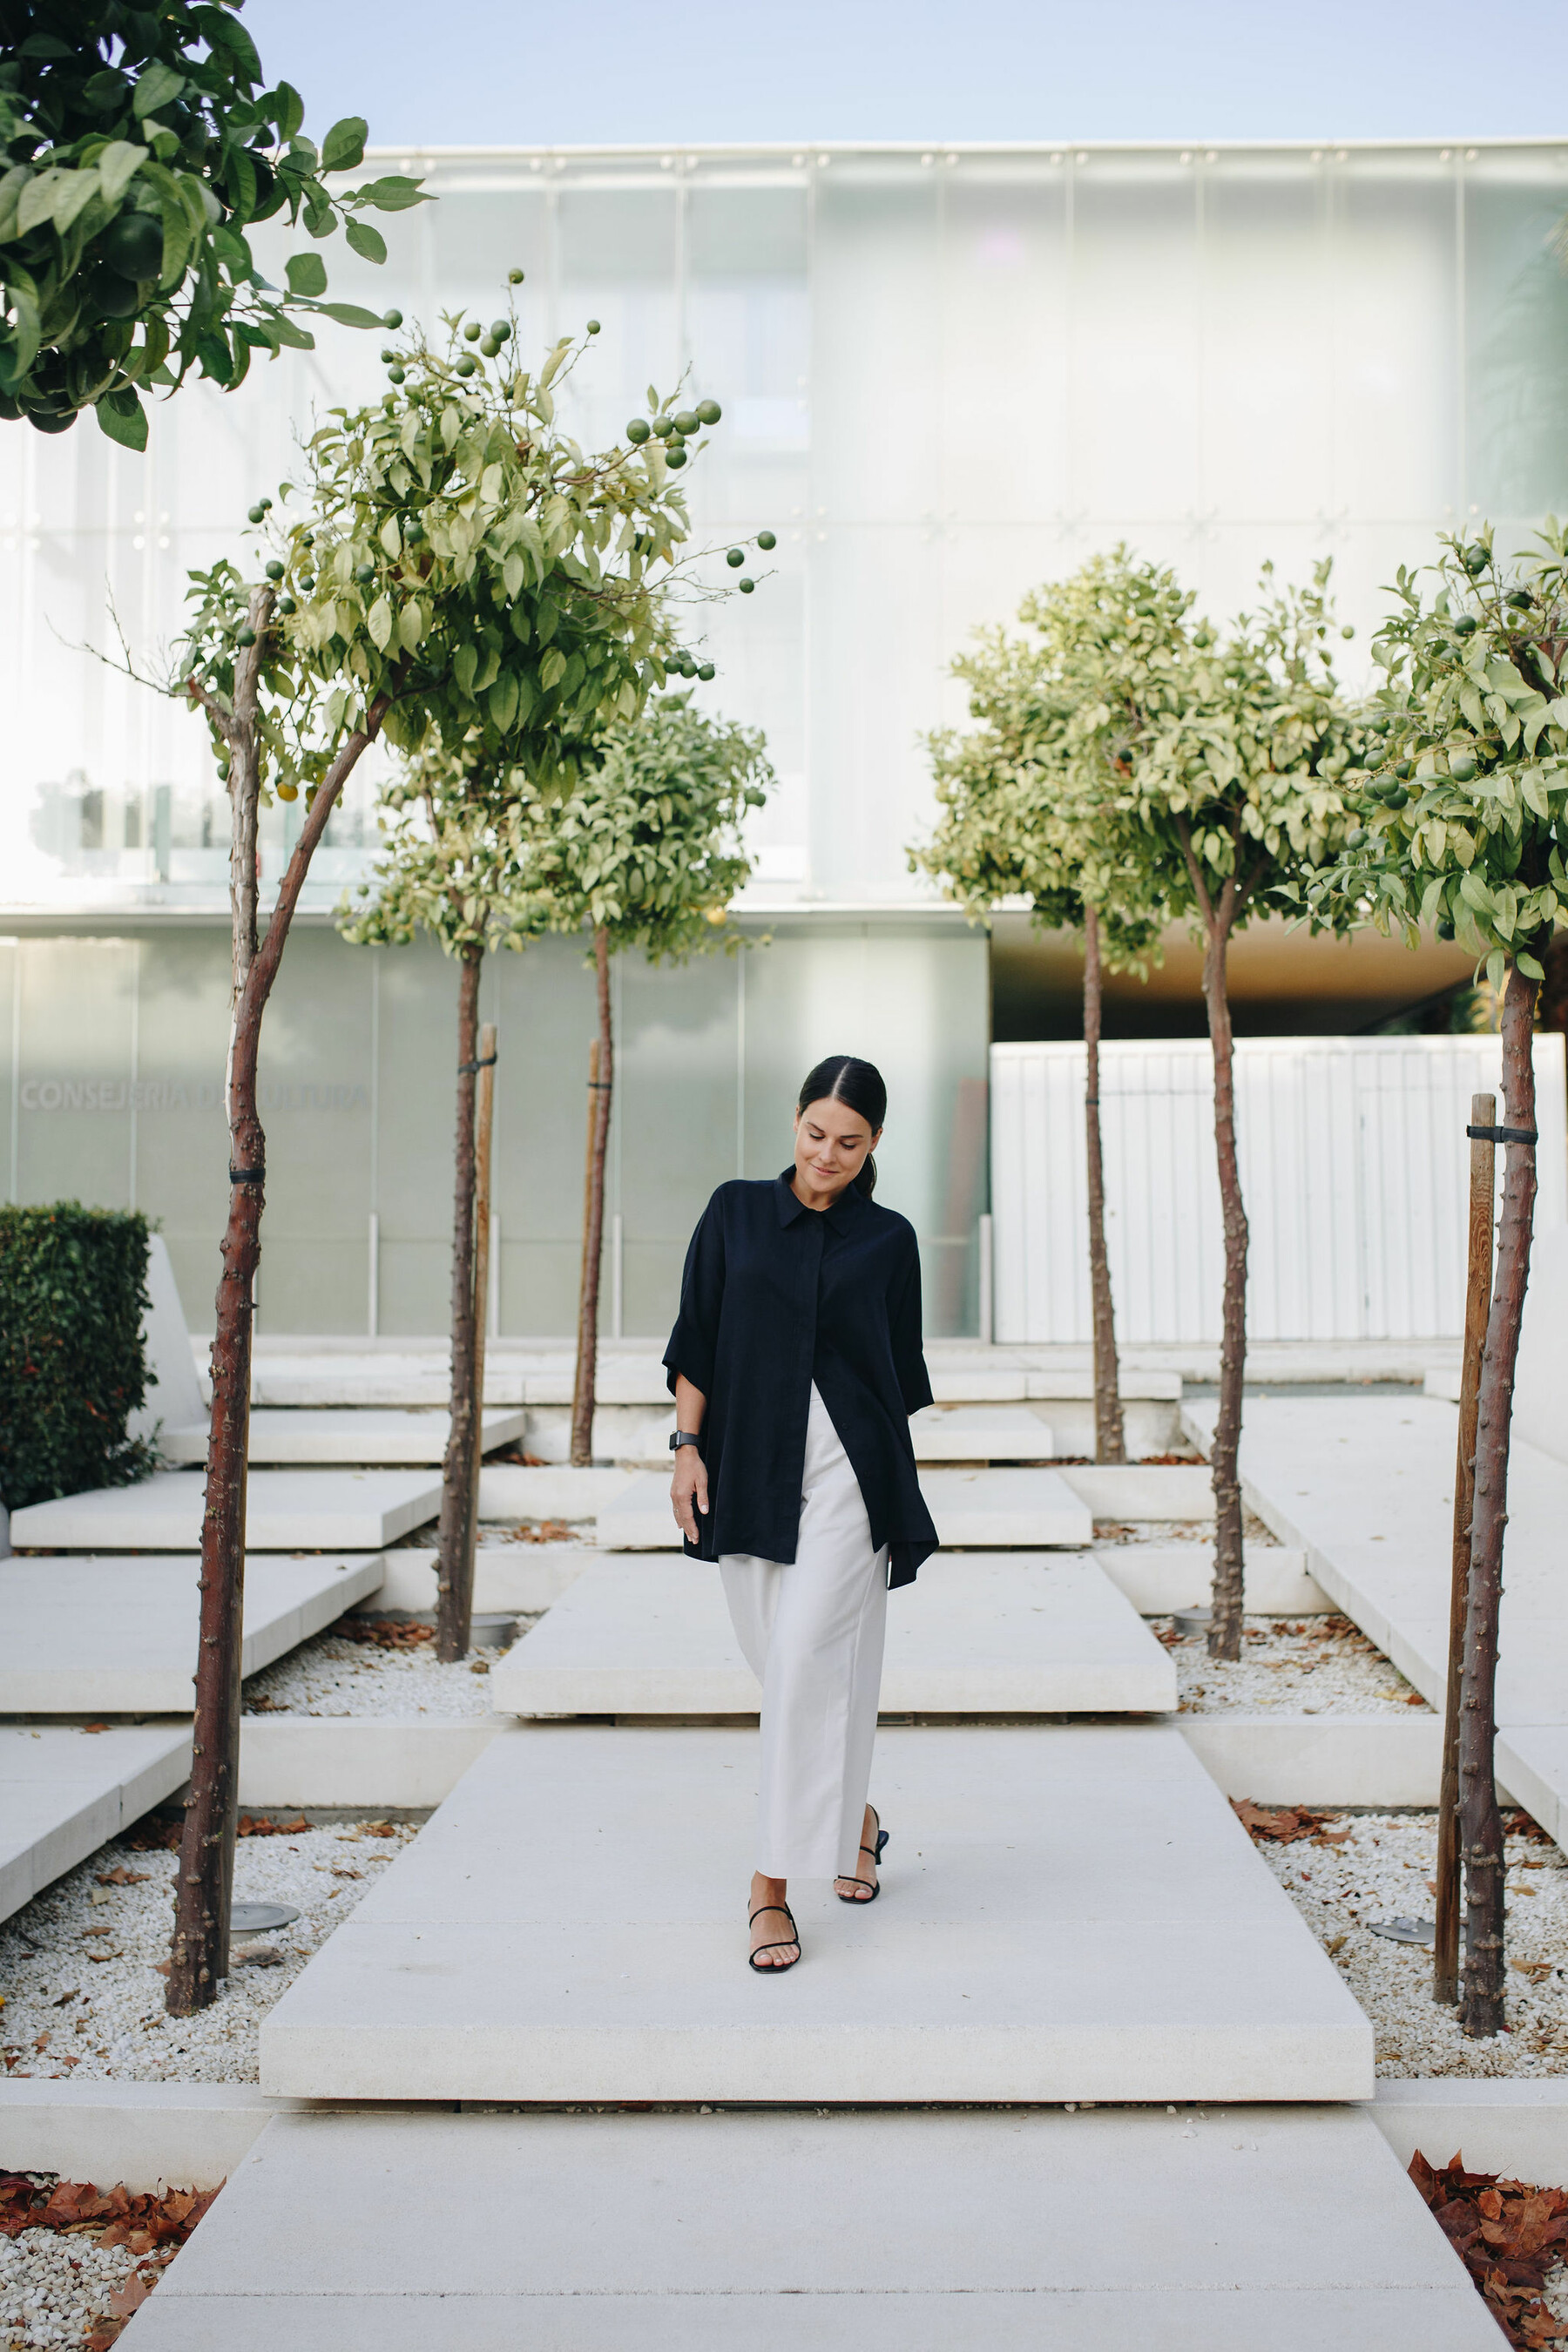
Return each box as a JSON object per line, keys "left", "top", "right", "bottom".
{"left": 990, "top": 1033, "right": 1568, "bottom": 1346}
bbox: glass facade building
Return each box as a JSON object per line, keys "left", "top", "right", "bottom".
{"left": 3, "top": 141, "right": 1567, "bottom": 1332}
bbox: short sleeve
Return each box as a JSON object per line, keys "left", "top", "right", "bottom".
{"left": 664, "top": 1193, "right": 727, "bottom": 1397}
{"left": 889, "top": 1232, "right": 933, "bottom": 1416}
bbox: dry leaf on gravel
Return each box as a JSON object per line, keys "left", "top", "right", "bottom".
{"left": 335, "top": 1615, "right": 435, "bottom": 1650}
{"left": 1231, "top": 1800, "right": 1350, "bottom": 1847}
{"left": 1409, "top": 2151, "right": 1568, "bottom": 2347}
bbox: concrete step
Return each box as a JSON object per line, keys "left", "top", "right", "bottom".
{"left": 1096, "top": 1542, "right": 1327, "bottom": 1614}
{"left": 594, "top": 1467, "right": 1093, "bottom": 1551}
{"left": 1183, "top": 1392, "right": 1568, "bottom": 1849}
{"left": 159, "top": 1409, "right": 525, "bottom": 1466}
{"left": 909, "top": 1403, "right": 1055, "bottom": 1458}
{"left": 259, "top": 1721, "right": 1372, "bottom": 2104}
{"left": 116, "top": 2104, "right": 1495, "bottom": 2350}
{"left": 1, "top": 1725, "right": 191, "bottom": 1923}
{"left": 0, "top": 1554, "right": 383, "bottom": 1714}
{"left": 490, "top": 1552, "right": 1174, "bottom": 1718}
{"left": 10, "top": 1469, "right": 442, "bottom": 1551}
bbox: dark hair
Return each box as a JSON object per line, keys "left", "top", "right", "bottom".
{"left": 796, "top": 1055, "right": 888, "bottom": 1197}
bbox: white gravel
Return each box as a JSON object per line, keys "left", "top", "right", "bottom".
{"left": 1260, "top": 1809, "right": 1568, "bottom": 2076}
{"left": 1159, "top": 1614, "right": 1431, "bottom": 1716}
{"left": 0, "top": 1819, "right": 417, "bottom": 2085}
{"left": 242, "top": 1619, "right": 536, "bottom": 1720}
{"left": 1, "top": 2208, "right": 168, "bottom": 2350}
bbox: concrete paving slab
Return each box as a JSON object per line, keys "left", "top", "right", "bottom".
{"left": 1372, "top": 2078, "right": 1568, "bottom": 2185}
{"left": 238, "top": 1720, "right": 502, "bottom": 1810}
{"left": 1058, "top": 1463, "right": 1215, "bottom": 1519}
{"left": 0, "top": 1554, "right": 383, "bottom": 1714}
{"left": 126, "top": 1235, "right": 206, "bottom": 1449}
{"left": 476, "top": 1465, "right": 635, "bottom": 1522}
{"left": 1, "top": 1726, "right": 191, "bottom": 1922}
{"left": 594, "top": 1467, "right": 1093, "bottom": 1551}
{"left": 259, "top": 1721, "right": 1372, "bottom": 2103}
{"left": 908, "top": 1403, "right": 1055, "bottom": 1459}
{"left": 1097, "top": 1542, "right": 1326, "bottom": 1613}
{"left": 9, "top": 1470, "right": 441, "bottom": 1551}
{"left": 490, "top": 1553, "right": 1175, "bottom": 1718}
{"left": 119, "top": 2104, "right": 1494, "bottom": 2350}
{"left": 372, "top": 1544, "right": 592, "bottom": 1616}
{"left": 159, "top": 1409, "right": 524, "bottom": 1465}
{"left": 0, "top": 2082, "right": 294, "bottom": 2193}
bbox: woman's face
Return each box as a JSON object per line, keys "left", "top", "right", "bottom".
{"left": 793, "top": 1095, "right": 882, "bottom": 1199}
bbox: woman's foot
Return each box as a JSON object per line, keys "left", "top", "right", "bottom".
{"left": 835, "top": 1804, "right": 882, "bottom": 1903}
{"left": 748, "top": 1873, "right": 800, "bottom": 1969}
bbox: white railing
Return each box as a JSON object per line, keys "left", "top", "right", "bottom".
{"left": 990, "top": 1033, "right": 1568, "bottom": 1345}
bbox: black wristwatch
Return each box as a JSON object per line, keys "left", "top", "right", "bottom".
{"left": 670, "top": 1430, "right": 702, "bottom": 1452}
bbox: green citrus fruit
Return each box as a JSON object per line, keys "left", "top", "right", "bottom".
{"left": 388, "top": 364, "right": 406, "bottom": 382}
{"left": 698, "top": 661, "right": 715, "bottom": 680}
{"left": 490, "top": 320, "right": 511, "bottom": 341}
{"left": 1450, "top": 751, "right": 1477, "bottom": 781}
{"left": 299, "top": 573, "right": 315, "bottom": 591}
{"left": 695, "top": 398, "right": 721, "bottom": 424}
{"left": 626, "top": 418, "right": 651, "bottom": 443}
{"left": 479, "top": 336, "right": 499, "bottom": 356}
{"left": 666, "top": 445, "right": 687, "bottom": 468}
{"left": 673, "top": 409, "right": 699, "bottom": 435}
{"left": 103, "top": 211, "right": 164, "bottom": 280}
{"left": 586, "top": 318, "right": 601, "bottom": 334}
{"left": 235, "top": 625, "right": 256, "bottom": 646}
{"left": 756, "top": 530, "right": 776, "bottom": 551}
{"left": 278, "top": 595, "right": 296, "bottom": 615}
{"left": 653, "top": 416, "right": 674, "bottom": 437}
{"left": 265, "top": 559, "right": 284, "bottom": 580}
{"left": 463, "top": 320, "right": 482, "bottom": 341}
{"left": 508, "top": 268, "right": 524, "bottom": 284}
{"left": 1453, "top": 614, "right": 1478, "bottom": 637}
{"left": 382, "top": 308, "right": 403, "bottom": 328}
{"left": 727, "top": 548, "right": 744, "bottom": 567}
{"left": 380, "top": 347, "right": 396, "bottom": 362}
{"left": 355, "top": 561, "right": 375, "bottom": 584}
{"left": 739, "top": 577, "right": 754, "bottom": 593}
{"left": 247, "top": 504, "right": 266, "bottom": 523}
{"left": 456, "top": 355, "right": 476, "bottom": 377}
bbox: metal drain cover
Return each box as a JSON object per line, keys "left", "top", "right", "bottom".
{"left": 1367, "top": 1916, "right": 1444, "bottom": 1947}
{"left": 232, "top": 1902, "right": 299, "bottom": 1936}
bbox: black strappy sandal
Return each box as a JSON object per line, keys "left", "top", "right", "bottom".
{"left": 836, "top": 1810, "right": 889, "bottom": 1904}
{"left": 748, "top": 1901, "right": 801, "bottom": 1973}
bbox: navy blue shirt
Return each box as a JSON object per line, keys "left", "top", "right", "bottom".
{"left": 663, "top": 1172, "right": 938, "bottom": 1590}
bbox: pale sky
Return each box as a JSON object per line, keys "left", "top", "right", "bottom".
{"left": 243, "top": 0, "right": 1568, "bottom": 148}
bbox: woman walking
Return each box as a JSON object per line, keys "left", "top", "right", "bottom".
{"left": 665, "top": 1054, "right": 938, "bottom": 1972}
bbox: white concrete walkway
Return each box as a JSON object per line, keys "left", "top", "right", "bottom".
{"left": 9, "top": 1469, "right": 441, "bottom": 1551}
{"left": 490, "top": 1552, "right": 1175, "bottom": 1717}
{"left": 259, "top": 1722, "right": 1370, "bottom": 2105}
{"left": 1, "top": 1725, "right": 191, "bottom": 1922}
{"left": 159, "top": 1409, "right": 524, "bottom": 1465}
{"left": 595, "top": 1467, "right": 1094, "bottom": 1551}
{"left": 1184, "top": 1392, "right": 1568, "bottom": 1847}
{"left": 0, "top": 1554, "right": 382, "bottom": 1713}
{"left": 118, "top": 2104, "right": 1496, "bottom": 2351}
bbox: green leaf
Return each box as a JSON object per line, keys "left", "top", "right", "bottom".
{"left": 321, "top": 117, "right": 369, "bottom": 173}
{"left": 1517, "top": 949, "right": 1546, "bottom": 981}
{"left": 98, "top": 142, "right": 145, "bottom": 207}
{"left": 489, "top": 673, "right": 520, "bottom": 733}
{"left": 539, "top": 646, "right": 567, "bottom": 692}
{"left": 316, "top": 301, "right": 384, "bottom": 328}
{"left": 454, "top": 642, "right": 479, "bottom": 700}
{"left": 132, "top": 62, "right": 186, "bottom": 119}
{"left": 270, "top": 82, "right": 308, "bottom": 142}
{"left": 344, "top": 218, "right": 387, "bottom": 266}
{"left": 286, "top": 251, "right": 328, "bottom": 299}
{"left": 366, "top": 594, "right": 394, "bottom": 651}
{"left": 358, "top": 175, "right": 427, "bottom": 213}
{"left": 96, "top": 387, "right": 148, "bottom": 453}
{"left": 17, "top": 169, "right": 62, "bottom": 239}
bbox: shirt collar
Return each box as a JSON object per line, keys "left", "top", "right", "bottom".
{"left": 774, "top": 1169, "right": 868, "bottom": 1233}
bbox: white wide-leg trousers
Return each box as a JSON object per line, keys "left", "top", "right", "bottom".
{"left": 720, "top": 1382, "right": 889, "bottom": 1881}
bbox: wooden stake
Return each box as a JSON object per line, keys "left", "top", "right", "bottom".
{"left": 1435, "top": 1090, "right": 1495, "bottom": 2006}
{"left": 463, "top": 1021, "right": 497, "bottom": 1628}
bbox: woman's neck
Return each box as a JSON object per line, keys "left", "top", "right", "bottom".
{"left": 789, "top": 1168, "right": 851, "bottom": 1215}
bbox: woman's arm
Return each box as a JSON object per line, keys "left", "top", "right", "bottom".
{"left": 671, "top": 1375, "right": 709, "bottom": 1542}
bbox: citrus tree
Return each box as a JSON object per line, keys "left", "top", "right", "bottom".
{"left": 1, "top": 3, "right": 422, "bottom": 444}
{"left": 526, "top": 689, "right": 774, "bottom": 1464}
{"left": 340, "top": 733, "right": 548, "bottom": 1659}
{"left": 1108, "top": 563, "right": 1363, "bottom": 1659}
{"left": 166, "top": 295, "right": 712, "bottom": 2015}
{"left": 915, "top": 551, "right": 1182, "bottom": 1460}
{"left": 1297, "top": 523, "right": 1568, "bottom": 2036}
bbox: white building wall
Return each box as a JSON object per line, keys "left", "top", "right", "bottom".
{"left": 990, "top": 1034, "right": 1568, "bottom": 1345}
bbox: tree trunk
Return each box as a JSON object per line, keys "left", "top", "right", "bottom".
{"left": 464, "top": 1023, "right": 498, "bottom": 1632}
{"left": 167, "top": 684, "right": 389, "bottom": 2015}
{"left": 1434, "top": 1092, "right": 1495, "bottom": 2006}
{"left": 570, "top": 927, "right": 613, "bottom": 1469}
{"left": 1083, "top": 904, "right": 1125, "bottom": 1464}
{"left": 436, "top": 944, "right": 484, "bottom": 1663}
{"left": 1460, "top": 960, "right": 1539, "bottom": 2038}
{"left": 1202, "top": 912, "right": 1248, "bottom": 1662}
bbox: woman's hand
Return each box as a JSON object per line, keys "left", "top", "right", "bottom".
{"left": 671, "top": 1443, "right": 709, "bottom": 1543}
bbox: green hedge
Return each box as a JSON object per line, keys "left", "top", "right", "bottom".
{"left": 0, "top": 1205, "right": 158, "bottom": 1513}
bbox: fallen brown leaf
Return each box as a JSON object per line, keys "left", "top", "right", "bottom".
{"left": 1231, "top": 1800, "right": 1347, "bottom": 1846}
{"left": 1409, "top": 2151, "right": 1568, "bottom": 2347}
